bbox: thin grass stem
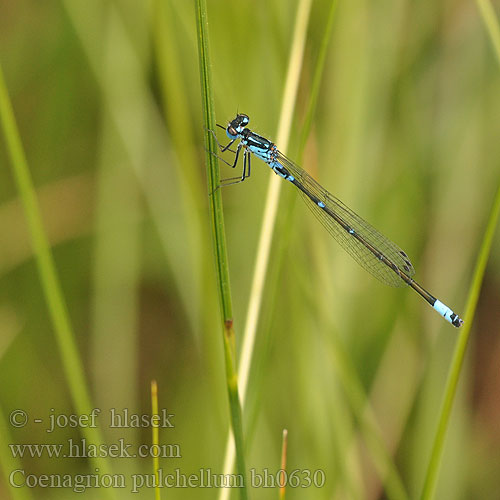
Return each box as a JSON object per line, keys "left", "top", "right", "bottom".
{"left": 420, "top": 5, "right": 500, "bottom": 495}
{"left": 195, "top": 1, "right": 248, "bottom": 499}
{"left": 218, "top": 2, "right": 314, "bottom": 497}
{"left": 420, "top": 184, "right": 500, "bottom": 500}
{"left": 279, "top": 429, "right": 288, "bottom": 500}
{"left": 0, "top": 64, "right": 115, "bottom": 499}
{"left": 476, "top": 0, "right": 500, "bottom": 65}
{"left": 298, "top": 0, "right": 339, "bottom": 155}
{"left": 151, "top": 380, "right": 161, "bottom": 500}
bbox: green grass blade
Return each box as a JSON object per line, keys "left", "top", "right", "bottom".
{"left": 420, "top": 4, "right": 500, "bottom": 496}
{"left": 194, "top": 1, "right": 248, "bottom": 498}
{"left": 151, "top": 380, "right": 161, "bottom": 500}
{"left": 0, "top": 64, "right": 115, "bottom": 499}
{"left": 476, "top": 0, "right": 500, "bottom": 64}
{"left": 195, "top": 0, "right": 232, "bottom": 321}
{"left": 298, "top": 0, "right": 339, "bottom": 155}
{"left": 63, "top": 1, "right": 203, "bottom": 336}
{"left": 218, "top": 2, "right": 313, "bottom": 498}
{"left": 238, "top": 0, "right": 313, "bottom": 400}
{"left": 324, "top": 331, "right": 410, "bottom": 500}
{"left": 420, "top": 183, "right": 500, "bottom": 500}
{"left": 297, "top": 3, "right": 408, "bottom": 495}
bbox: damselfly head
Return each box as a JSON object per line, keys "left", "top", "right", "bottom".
{"left": 236, "top": 114, "right": 249, "bottom": 127}
{"left": 226, "top": 114, "right": 249, "bottom": 139}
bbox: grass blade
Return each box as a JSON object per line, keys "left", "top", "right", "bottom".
{"left": 194, "top": 1, "right": 248, "bottom": 498}
{"left": 218, "top": 2, "right": 313, "bottom": 497}
{"left": 298, "top": 0, "right": 339, "bottom": 154}
{"left": 279, "top": 429, "right": 288, "bottom": 500}
{"left": 420, "top": 184, "right": 500, "bottom": 500}
{"left": 151, "top": 380, "right": 161, "bottom": 500}
{"left": 420, "top": 4, "right": 500, "bottom": 496}
{"left": 476, "top": 0, "right": 500, "bottom": 64}
{"left": 0, "top": 63, "right": 115, "bottom": 499}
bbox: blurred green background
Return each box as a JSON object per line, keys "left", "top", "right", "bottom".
{"left": 1, "top": 0, "right": 499, "bottom": 499}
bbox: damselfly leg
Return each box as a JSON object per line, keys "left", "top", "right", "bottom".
{"left": 206, "top": 127, "right": 251, "bottom": 192}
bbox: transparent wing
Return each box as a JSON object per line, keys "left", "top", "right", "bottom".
{"left": 276, "top": 151, "right": 415, "bottom": 287}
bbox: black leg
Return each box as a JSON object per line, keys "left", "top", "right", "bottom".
{"left": 210, "top": 175, "right": 246, "bottom": 195}
{"left": 246, "top": 150, "right": 251, "bottom": 179}
{"left": 220, "top": 150, "right": 251, "bottom": 185}
{"left": 240, "top": 149, "right": 248, "bottom": 181}
{"left": 207, "top": 149, "right": 238, "bottom": 168}
{"left": 210, "top": 146, "right": 249, "bottom": 195}
{"left": 219, "top": 146, "right": 246, "bottom": 183}
{"left": 230, "top": 143, "right": 242, "bottom": 169}
{"left": 207, "top": 141, "right": 243, "bottom": 168}
{"left": 205, "top": 127, "right": 254, "bottom": 195}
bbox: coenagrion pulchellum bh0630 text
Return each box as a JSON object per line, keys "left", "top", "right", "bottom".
{"left": 210, "top": 114, "right": 463, "bottom": 328}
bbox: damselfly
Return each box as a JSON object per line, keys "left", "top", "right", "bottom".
{"left": 211, "top": 114, "right": 463, "bottom": 328}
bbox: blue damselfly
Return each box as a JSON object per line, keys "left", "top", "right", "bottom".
{"left": 211, "top": 114, "right": 463, "bottom": 328}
